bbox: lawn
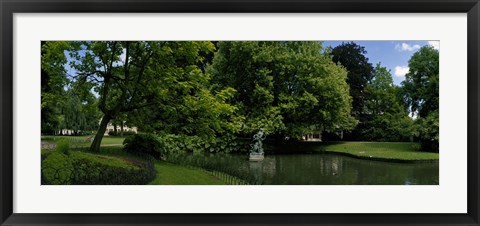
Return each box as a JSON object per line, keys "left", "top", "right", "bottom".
{"left": 318, "top": 142, "right": 439, "bottom": 162}
{"left": 42, "top": 135, "right": 125, "bottom": 146}
{"left": 149, "top": 161, "right": 227, "bottom": 185}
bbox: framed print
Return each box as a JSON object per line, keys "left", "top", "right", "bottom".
{"left": 1, "top": 0, "right": 479, "bottom": 225}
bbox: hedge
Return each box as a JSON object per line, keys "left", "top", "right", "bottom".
{"left": 41, "top": 151, "right": 156, "bottom": 185}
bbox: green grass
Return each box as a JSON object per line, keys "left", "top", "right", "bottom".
{"left": 100, "top": 137, "right": 126, "bottom": 145}
{"left": 318, "top": 142, "right": 439, "bottom": 162}
{"left": 148, "top": 161, "right": 227, "bottom": 185}
{"left": 42, "top": 135, "right": 125, "bottom": 146}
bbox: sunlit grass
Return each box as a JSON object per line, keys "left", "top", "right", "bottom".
{"left": 148, "top": 161, "right": 227, "bottom": 185}
{"left": 318, "top": 142, "right": 439, "bottom": 161}
{"left": 42, "top": 135, "right": 125, "bottom": 146}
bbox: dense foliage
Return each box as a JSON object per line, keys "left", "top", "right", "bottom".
{"left": 208, "top": 41, "right": 356, "bottom": 139}
{"left": 41, "top": 41, "right": 69, "bottom": 134}
{"left": 402, "top": 46, "right": 439, "bottom": 152}
{"left": 331, "top": 42, "right": 374, "bottom": 118}
{"left": 123, "top": 133, "right": 164, "bottom": 159}
{"left": 123, "top": 133, "right": 250, "bottom": 159}
{"left": 158, "top": 134, "right": 249, "bottom": 154}
{"left": 41, "top": 152, "right": 74, "bottom": 184}
{"left": 361, "top": 64, "right": 413, "bottom": 141}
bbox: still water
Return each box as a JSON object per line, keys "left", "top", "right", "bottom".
{"left": 184, "top": 153, "right": 439, "bottom": 185}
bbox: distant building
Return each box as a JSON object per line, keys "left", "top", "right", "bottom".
{"left": 104, "top": 122, "right": 138, "bottom": 136}
{"left": 303, "top": 132, "right": 322, "bottom": 142}
{"left": 56, "top": 120, "right": 138, "bottom": 136}
{"left": 58, "top": 129, "right": 76, "bottom": 135}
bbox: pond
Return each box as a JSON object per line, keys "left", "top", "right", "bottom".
{"left": 169, "top": 152, "right": 439, "bottom": 185}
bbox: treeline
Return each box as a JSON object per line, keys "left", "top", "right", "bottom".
{"left": 328, "top": 42, "right": 439, "bottom": 152}
{"left": 41, "top": 41, "right": 439, "bottom": 152}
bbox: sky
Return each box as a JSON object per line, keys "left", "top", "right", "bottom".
{"left": 323, "top": 41, "right": 440, "bottom": 86}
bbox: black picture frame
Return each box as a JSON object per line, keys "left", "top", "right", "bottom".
{"left": 1, "top": 0, "right": 479, "bottom": 225}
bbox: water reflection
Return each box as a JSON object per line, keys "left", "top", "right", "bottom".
{"left": 199, "top": 153, "right": 439, "bottom": 185}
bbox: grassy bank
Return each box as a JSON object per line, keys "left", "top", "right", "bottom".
{"left": 42, "top": 144, "right": 228, "bottom": 185}
{"left": 79, "top": 146, "right": 228, "bottom": 185}
{"left": 149, "top": 161, "right": 227, "bottom": 185}
{"left": 318, "top": 142, "right": 439, "bottom": 162}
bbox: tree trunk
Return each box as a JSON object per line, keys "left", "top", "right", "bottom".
{"left": 120, "top": 121, "right": 124, "bottom": 137}
{"left": 90, "top": 115, "right": 111, "bottom": 152}
{"left": 113, "top": 124, "right": 118, "bottom": 136}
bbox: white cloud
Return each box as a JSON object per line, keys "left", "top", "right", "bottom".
{"left": 428, "top": 41, "right": 440, "bottom": 50}
{"left": 394, "top": 66, "right": 409, "bottom": 77}
{"left": 119, "top": 48, "right": 127, "bottom": 63}
{"left": 112, "top": 48, "right": 127, "bottom": 66}
{"left": 395, "top": 43, "right": 421, "bottom": 52}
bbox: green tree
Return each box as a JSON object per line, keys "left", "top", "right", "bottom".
{"left": 61, "top": 92, "right": 86, "bottom": 134}
{"left": 208, "top": 41, "right": 356, "bottom": 139}
{"left": 68, "top": 41, "right": 217, "bottom": 152}
{"left": 80, "top": 96, "right": 101, "bottom": 133}
{"left": 362, "top": 64, "right": 413, "bottom": 141}
{"left": 331, "top": 42, "right": 374, "bottom": 117}
{"left": 413, "top": 110, "right": 439, "bottom": 151}
{"left": 402, "top": 46, "right": 439, "bottom": 152}
{"left": 402, "top": 46, "right": 439, "bottom": 118}
{"left": 41, "top": 41, "right": 70, "bottom": 134}
{"left": 58, "top": 90, "right": 100, "bottom": 135}
{"left": 127, "top": 83, "right": 241, "bottom": 139}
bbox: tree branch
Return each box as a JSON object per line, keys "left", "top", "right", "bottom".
{"left": 128, "top": 50, "right": 154, "bottom": 106}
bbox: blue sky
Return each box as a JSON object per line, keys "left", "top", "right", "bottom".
{"left": 323, "top": 41, "right": 439, "bottom": 85}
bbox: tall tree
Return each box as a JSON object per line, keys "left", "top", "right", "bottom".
{"left": 61, "top": 92, "right": 86, "bottom": 134}
{"left": 402, "top": 46, "right": 439, "bottom": 118}
{"left": 331, "top": 42, "right": 374, "bottom": 118}
{"left": 208, "top": 41, "right": 356, "bottom": 139}
{"left": 41, "top": 41, "right": 70, "bottom": 134}
{"left": 68, "top": 41, "right": 216, "bottom": 152}
{"left": 402, "top": 46, "right": 439, "bottom": 152}
{"left": 362, "top": 64, "right": 413, "bottom": 141}
{"left": 59, "top": 90, "right": 100, "bottom": 135}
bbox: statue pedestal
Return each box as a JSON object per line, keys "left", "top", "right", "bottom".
{"left": 249, "top": 153, "right": 264, "bottom": 161}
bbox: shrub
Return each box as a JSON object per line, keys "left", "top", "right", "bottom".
{"left": 41, "top": 151, "right": 156, "bottom": 185}
{"left": 414, "top": 110, "right": 439, "bottom": 153}
{"left": 41, "top": 152, "right": 74, "bottom": 185}
{"left": 123, "top": 133, "right": 248, "bottom": 159}
{"left": 122, "top": 131, "right": 137, "bottom": 136}
{"left": 55, "top": 139, "right": 70, "bottom": 154}
{"left": 158, "top": 134, "right": 249, "bottom": 155}
{"left": 123, "top": 133, "right": 163, "bottom": 159}
{"left": 70, "top": 152, "right": 156, "bottom": 185}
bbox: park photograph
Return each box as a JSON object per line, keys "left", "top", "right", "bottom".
{"left": 41, "top": 40, "right": 439, "bottom": 185}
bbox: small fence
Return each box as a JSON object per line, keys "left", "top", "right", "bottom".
{"left": 185, "top": 165, "right": 249, "bottom": 185}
